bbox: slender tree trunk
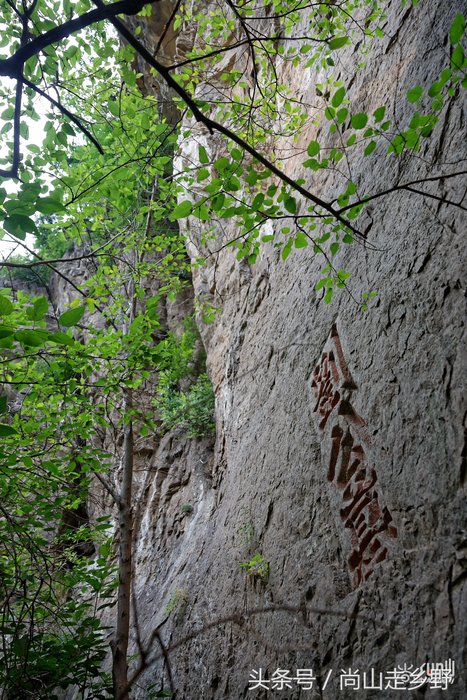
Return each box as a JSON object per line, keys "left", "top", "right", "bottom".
{"left": 112, "top": 392, "right": 134, "bottom": 700}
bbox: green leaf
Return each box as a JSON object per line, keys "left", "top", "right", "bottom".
{"left": 329, "top": 37, "right": 349, "bottom": 50}
{"left": 230, "top": 147, "right": 242, "bottom": 161}
{"left": 351, "top": 113, "right": 368, "bottom": 129}
{"left": 294, "top": 232, "right": 308, "bottom": 248}
{"left": 214, "top": 156, "right": 230, "bottom": 172}
{"left": 1, "top": 107, "right": 14, "bottom": 120}
{"left": 332, "top": 87, "right": 346, "bottom": 108}
{"left": 59, "top": 306, "right": 85, "bottom": 327}
{"left": 303, "top": 158, "right": 321, "bottom": 170}
{"left": 251, "top": 193, "right": 264, "bottom": 211}
{"left": 407, "top": 86, "right": 423, "bottom": 103}
{"left": 281, "top": 239, "right": 293, "bottom": 260}
{"left": 336, "top": 108, "right": 348, "bottom": 124}
{"left": 15, "top": 329, "right": 47, "bottom": 346}
{"left": 0, "top": 336, "right": 13, "bottom": 348}
{"left": 0, "top": 296, "right": 13, "bottom": 316}
{"left": 440, "top": 68, "right": 452, "bottom": 84}
{"left": 35, "top": 197, "right": 66, "bottom": 214}
{"left": 172, "top": 200, "right": 193, "bottom": 219}
{"left": 0, "top": 424, "right": 17, "bottom": 436}
{"left": 451, "top": 44, "right": 465, "bottom": 70}
{"left": 48, "top": 331, "right": 75, "bottom": 346}
{"left": 0, "top": 326, "right": 14, "bottom": 338}
{"left": 373, "top": 106, "right": 386, "bottom": 122}
{"left": 3, "top": 214, "right": 37, "bottom": 240}
{"left": 450, "top": 14, "right": 465, "bottom": 44}
{"left": 192, "top": 203, "right": 210, "bottom": 220}
{"left": 307, "top": 140, "right": 320, "bottom": 157}
{"left": 198, "top": 145, "right": 209, "bottom": 164}
{"left": 330, "top": 242, "right": 339, "bottom": 255}
{"left": 211, "top": 193, "right": 225, "bottom": 211}
{"left": 315, "top": 278, "right": 326, "bottom": 291}
{"left": 65, "top": 45, "right": 79, "bottom": 60}
{"left": 28, "top": 296, "right": 48, "bottom": 321}
{"left": 196, "top": 168, "right": 210, "bottom": 182}
{"left": 0, "top": 396, "right": 7, "bottom": 413}
{"left": 364, "top": 140, "right": 377, "bottom": 156}
{"left": 284, "top": 196, "right": 297, "bottom": 214}
{"left": 205, "top": 178, "right": 222, "bottom": 194}
{"left": 224, "top": 176, "right": 241, "bottom": 191}
{"left": 108, "top": 99, "right": 119, "bottom": 117}
{"left": 428, "top": 81, "right": 443, "bottom": 97}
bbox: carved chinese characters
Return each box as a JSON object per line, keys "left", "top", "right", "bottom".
{"left": 311, "top": 324, "right": 397, "bottom": 586}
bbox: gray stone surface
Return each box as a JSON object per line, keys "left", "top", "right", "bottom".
{"left": 70, "top": 0, "right": 467, "bottom": 697}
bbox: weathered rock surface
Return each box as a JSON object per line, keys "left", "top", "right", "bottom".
{"left": 73, "top": 0, "right": 467, "bottom": 697}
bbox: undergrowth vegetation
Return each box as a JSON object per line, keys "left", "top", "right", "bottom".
{"left": 155, "top": 318, "right": 215, "bottom": 438}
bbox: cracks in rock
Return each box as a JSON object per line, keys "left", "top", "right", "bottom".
{"left": 247, "top": 270, "right": 270, "bottom": 315}
{"left": 342, "top": 589, "right": 362, "bottom": 655}
{"left": 460, "top": 412, "right": 466, "bottom": 486}
{"left": 263, "top": 500, "right": 274, "bottom": 533}
{"left": 433, "top": 96, "right": 456, "bottom": 172}
{"left": 384, "top": 4, "right": 412, "bottom": 55}
{"left": 226, "top": 319, "right": 248, "bottom": 385}
{"left": 400, "top": 328, "right": 411, "bottom": 358}
{"left": 234, "top": 341, "right": 310, "bottom": 384}
{"left": 442, "top": 357, "right": 454, "bottom": 407}
{"left": 407, "top": 249, "right": 432, "bottom": 277}
{"left": 447, "top": 563, "right": 456, "bottom": 627}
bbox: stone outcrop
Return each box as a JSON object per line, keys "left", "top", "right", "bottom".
{"left": 78, "top": 0, "right": 467, "bottom": 697}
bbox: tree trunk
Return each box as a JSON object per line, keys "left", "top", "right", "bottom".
{"left": 112, "top": 397, "right": 134, "bottom": 700}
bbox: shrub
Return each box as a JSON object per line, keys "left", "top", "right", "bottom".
{"left": 155, "top": 317, "right": 215, "bottom": 439}
{"left": 240, "top": 553, "right": 269, "bottom": 580}
{"left": 158, "top": 372, "right": 215, "bottom": 438}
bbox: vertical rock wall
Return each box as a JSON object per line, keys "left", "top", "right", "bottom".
{"left": 123, "top": 1, "right": 466, "bottom": 697}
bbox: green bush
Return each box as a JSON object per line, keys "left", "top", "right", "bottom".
{"left": 240, "top": 553, "right": 269, "bottom": 580}
{"left": 158, "top": 372, "right": 215, "bottom": 438}
{"left": 0, "top": 611, "right": 110, "bottom": 699}
{"left": 155, "top": 317, "right": 215, "bottom": 439}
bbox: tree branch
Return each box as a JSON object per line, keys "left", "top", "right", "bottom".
{"left": 0, "top": 0, "right": 158, "bottom": 78}
{"left": 337, "top": 170, "right": 467, "bottom": 214}
{"left": 92, "top": 0, "right": 365, "bottom": 239}
{"left": 0, "top": 0, "right": 161, "bottom": 176}
{"left": 153, "top": 0, "right": 182, "bottom": 58}
{"left": 124, "top": 602, "right": 385, "bottom": 695}
{"left": 22, "top": 76, "right": 104, "bottom": 153}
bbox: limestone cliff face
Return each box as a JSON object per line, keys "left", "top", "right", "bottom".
{"left": 90, "top": 1, "right": 467, "bottom": 697}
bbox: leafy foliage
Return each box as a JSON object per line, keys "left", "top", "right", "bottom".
{"left": 240, "top": 553, "right": 269, "bottom": 580}
{"left": 157, "top": 372, "right": 215, "bottom": 439}
{"left": 164, "top": 588, "right": 189, "bottom": 618}
{"left": 0, "top": 609, "right": 111, "bottom": 699}
{"left": 155, "top": 319, "right": 215, "bottom": 439}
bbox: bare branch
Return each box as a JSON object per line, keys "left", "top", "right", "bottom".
{"left": 337, "top": 170, "right": 467, "bottom": 214}
{"left": 22, "top": 76, "right": 104, "bottom": 154}
{"left": 153, "top": 0, "right": 182, "bottom": 58}
{"left": 124, "top": 601, "right": 385, "bottom": 695}
{"left": 92, "top": 468, "right": 120, "bottom": 505}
